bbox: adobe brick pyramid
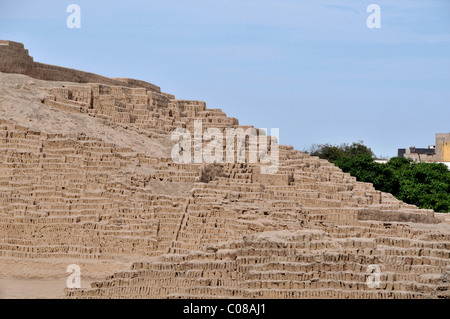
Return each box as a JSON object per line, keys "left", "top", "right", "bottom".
{"left": 0, "top": 40, "right": 449, "bottom": 299}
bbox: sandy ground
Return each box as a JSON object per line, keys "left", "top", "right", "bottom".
{"left": 0, "top": 277, "right": 99, "bottom": 299}
{"left": 0, "top": 257, "right": 142, "bottom": 299}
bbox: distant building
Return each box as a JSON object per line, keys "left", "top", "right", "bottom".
{"left": 398, "top": 133, "right": 450, "bottom": 162}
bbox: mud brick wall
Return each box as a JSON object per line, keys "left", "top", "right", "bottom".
{"left": 0, "top": 41, "right": 448, "bottom": 299}
{"left": 0, "top": 40, "right": 160, "bottom": 92}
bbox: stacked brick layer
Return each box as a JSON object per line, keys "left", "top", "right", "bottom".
{"left": 0, "top": 41, "right": 448, "bottom": 299}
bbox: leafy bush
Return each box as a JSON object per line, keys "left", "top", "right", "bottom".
{"left": 309, "top": 142, "right": 450, "bottom": 212}
{"left": 309, "top": 141, "right": 374, "bottom": 162}
{"left": 335, "top": 154, "right": 400, "bottom": 195}
{"left": 392, "top": 161, "right": 450, "bottom": 212}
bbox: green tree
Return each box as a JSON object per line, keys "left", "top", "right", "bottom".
{"left": 393, "top": 162, "right": 450, "bottom": 212}
{"left": 306, "top": 141, "right": 450, "bottom": 213}
{"left": 309, "top": 141, "right": 374, "bottom": 162}
{"left": 335, "top": 154, "right": 400, "bottom": 195}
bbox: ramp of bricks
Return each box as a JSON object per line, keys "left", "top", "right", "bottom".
{"left": 0, "top": 41, "right": 448, "bottom": 299}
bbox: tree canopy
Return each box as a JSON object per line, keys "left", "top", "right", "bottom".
{"left": 309, "top": 141, "right": 374, "bottom": 162}
{"left": 307, "top": 142, "right": 450, "bottom": 213}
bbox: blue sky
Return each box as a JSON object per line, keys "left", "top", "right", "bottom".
{"left": 1, "top": 0, "right": 449, "bottom": 157}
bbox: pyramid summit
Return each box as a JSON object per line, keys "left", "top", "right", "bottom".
{"left": 0, "top": 41, "right": 448, "bottom": 299}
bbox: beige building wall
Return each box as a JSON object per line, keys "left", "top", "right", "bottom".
{"left": 435, "top": 133, "right": 450, "bottom": 162}
{"left": 442, "top": 141, "right": 450, "bottom": 162}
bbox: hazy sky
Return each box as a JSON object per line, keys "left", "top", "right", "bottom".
{"left": 1, "top": 0, "right": 449, "bottom": 157}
